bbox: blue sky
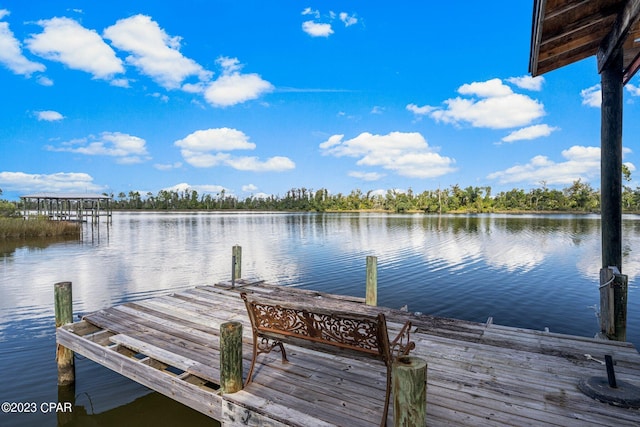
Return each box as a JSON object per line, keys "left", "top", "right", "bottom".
{"left": 1, "top": 1, "right": 639, "bottom": 201}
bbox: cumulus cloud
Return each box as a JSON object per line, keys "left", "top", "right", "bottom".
{"left": 320, "top": 131, "right": 456, "bottom": 179}
{"left": 46, "top": 131, "right": 150, "bottom": 164}
{"left": 103, "top": 14, "right": 210, "bottom": 90}
{"left": 408, "top": 78, "right": 545, "bottom": 129}
{"left": 0, "top": 171, "right": 103, "bottom": 193}
{"left": 301, "top": 8, "right": 358, "bottom": 37}
{"left": 507, "top": 75, "right": 544, "bottom": 91}
{"left": 204, "top": 56, "right": 273, "bottom": 107}
{"left": 487, "top": 145, "right": 609, "bottom": 185}
{"left": 35, "top": 110, "right": 64, "bottom": 121}
{"left": 0, "top": 14, "right": 46, "bottom": 77}
{"left": 242, "top": 184, "right": 258, "bottom": 192}
{"left": 26, "top": 17, "right": 124, "bottom": 80}
{"left": 581, "top": 84, "right": 601, "bottom": 107}
{"left": 501, "top": 124, "right": 558, "bottom": 143}
{"left": 302, "top": 21, "right": 333, "bottom": 37}
{"left": 174, "top": 127, "right": 295, "bottom": 172}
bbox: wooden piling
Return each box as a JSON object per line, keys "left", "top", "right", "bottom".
{"left": 220, "top": 321, "right": 243, "bottom": 394}
{"left": 599, "top": 266, "right": 628, "bottom": 341}
{"left": 232, "top": 245, "right": 242, "bottom": 283}
{"left": 366, "top": 255, "right": 377, "bottom": 306}
{"left": 393, "top": 356, "right": 427, "bottom": 427}
{"left": 55, "top": 281, "right": 75, "bottom": 386}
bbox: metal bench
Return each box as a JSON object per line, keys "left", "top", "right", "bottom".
{"left": 240, "top": 292, "right": 415, "bottom": 427}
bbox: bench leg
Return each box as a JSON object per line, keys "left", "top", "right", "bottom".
{"left": 245, "top": 337, "right": 288, "bottom": 386}
{"left": 381, "top": 365, "right": 392, "bottom": 427}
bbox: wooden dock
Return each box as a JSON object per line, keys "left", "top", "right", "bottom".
{"left": 57, "top": 279, "right": 640, "bottom": 426}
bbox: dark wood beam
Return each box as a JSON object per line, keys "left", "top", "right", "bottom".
{"left": 600, "top": 48, "right": 623, "bottom": 271}
{"left": 623, "top": 50, "right": 640, "bottom": 84}
{"left": 598, "top": 0, "right": 640, "bottom": 72}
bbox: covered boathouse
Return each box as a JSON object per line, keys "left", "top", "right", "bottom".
{"left": 20, "top": 192, "right": 113, "bottom": 223}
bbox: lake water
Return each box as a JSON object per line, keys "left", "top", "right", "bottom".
{"left": 1, "top": 212, "right": 639, "bottom": 426}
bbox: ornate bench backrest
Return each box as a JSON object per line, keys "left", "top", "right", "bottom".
{"left": 243, "top": 294, "right": 390, "bottom": 361}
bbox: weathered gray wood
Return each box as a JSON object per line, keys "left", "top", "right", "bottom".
{"left": 220, "top": 321, "right": 243, "bottom": 394}
{"left": 232, "top": 245, "right": 242, "bottom": 283}
{"left": 55, "top": 281, "right": 75, "bottom": 386}
{"left": 366, "top": 255, "right": 377, "bottom": 306}
{"left": 600, "top": 266, "right": 629, "bottom": 341}
{"left": 393, "top": 356, "right": 427, "bottom": 427}
{"left": 60, "top": 281, "right": 640, "bottom": 427}
{"left": 57, "top": 327, "right": 222, "bottom": 419}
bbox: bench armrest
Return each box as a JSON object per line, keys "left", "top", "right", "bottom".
{"left": 390, "top": 320, "right": 415, "bottom": 361}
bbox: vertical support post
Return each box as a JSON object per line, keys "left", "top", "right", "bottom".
{"left": 599, "top": 266, "right": 628, "bottom": 341}
{"left": 393, "top": 356, "right": 427, "bottom": 427}
{"left": 55, "top": 281, "right": 75, "bottom": 386}
{"left": 366, "top": 255, "right": 377, "bottom": 306}
{"left": 600, "top": 48, "right": 623, "bottom": 272}
{"left": 232, "top": 245, "right": 242, "bottom": 285}
{"left": 220, "top": 321, "right": 243, "bottom": 394}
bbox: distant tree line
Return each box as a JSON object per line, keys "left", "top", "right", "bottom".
{"left": 106, "top": 179, "right": 640, "bottom": 213}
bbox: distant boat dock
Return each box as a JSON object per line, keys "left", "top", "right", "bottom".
{"left": 56, "top": 278, "right": 640, "bottom": 425}
{"left": 20, "top": 192, "right": 112, "bottom": 223}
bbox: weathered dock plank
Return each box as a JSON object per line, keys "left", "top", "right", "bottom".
{"left": 57, "top": 280, "right": 640, "bottom": 426}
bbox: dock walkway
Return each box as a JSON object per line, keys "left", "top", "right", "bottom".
{"left": 57, "top": 279, "right": 640, "bottom": 426}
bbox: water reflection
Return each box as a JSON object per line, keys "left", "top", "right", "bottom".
{"left": 0, "top": 212, "right": 638, "bottom": 427}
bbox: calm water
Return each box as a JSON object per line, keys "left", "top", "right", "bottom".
{"left": 1, "top": 212, "right": 639, "bottom": 426}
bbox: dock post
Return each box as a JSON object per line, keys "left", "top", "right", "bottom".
{"left": 232, "top": 245, "right": 242, "bottom": 284}
{"left": 599, "top": 266, "right": 628, "bottom": 341}
{"left": 55, "top": 281, "right": 75, "bottom": 386}
{"left": 393, "top": 356, "right": 427, "bottom": 427}
{"left": 366, "top": 255, "right": 377, "bottom": 306}
{"left": 220, "top": 321, "right": 243, "bottom": 394}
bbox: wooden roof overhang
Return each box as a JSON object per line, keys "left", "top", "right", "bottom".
{"left": 529, "top": 0, "right": 640, "bottom": 84}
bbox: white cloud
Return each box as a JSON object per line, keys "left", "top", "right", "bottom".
{"left": 0, "top": 19, "right": 46, "bottom": 77}
{"left": 35, "top": 110, "right": 64, "bottom": 121}
{"left": 320, "top": 131, "right": 456, "bottom": 179}
{"left": 371, "top": 106, "right": 384, "bottom": 114}
{"left": 487, "top": 145, "right": 604, "bottom": 185}
{"left": 409, "top": 78, "right": 545, "bottom": 129}
{"left": 626, "top": 83, "right": 640, "bottom": 97}
{"left": 339, "top": 12, "right": 358, "bottom": 27}
{"left": 175, "top": 128, "right": 256, "bottom": 152}
{"left": 242, "top": 184, "right": 258, "bottom": 192}
{"left": 458, "top": 78, "right": 513, "bottom": 97}
{"left": 46, "top": 131, "right": 150, "bottom": 164}
{"left": 302, "top": 20, "right": 334, "bottom": 37}
{"left": 581, "top": 84, "right": 601, "bottom": 108}
{"left": 507, "top": 75, "right": 544, "bottom": 91}
{"left": 103, "top": 14, "right": 211, "bottom": 90}
{"left": 205, "top": 72, "right": 273, "bottom": 107}
{"left": 37, "top": 75, "right": 53, "bottom": 86}
{"left": 0, "top": 171, "right": 103, "bottom": 193}
{"left": 153, "top": 161, "right": 182, "bottom": 171}
{"left": 163, "top": 182, "right": 226, "bottom": 195}
{"left": 226, "top": 156, "right": 295, "bottom": 172}
{"left": 301, "top": 8, "right": 320, "bottom": 18}
{"left": 26, "top": 17, "right": 124, "bottom": 80}
{"left": 348, "top": 171, "right": 385, "bottom": 181}
{"left": 174, "top": 127, "right": 294, "bottom": 172}
{"left": 501, "top": 124, "right": 558, "bottom": 143}
{"left": 406, "top": 103, "right": 436, "bottom": 115}
{"left": 203, "top": 56, "right": 273, "bottom": 107}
